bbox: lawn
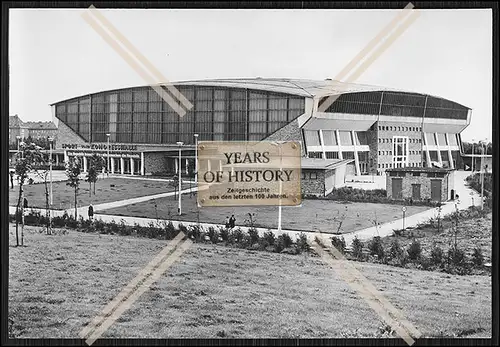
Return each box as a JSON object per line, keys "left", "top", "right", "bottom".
{"left": 100, "top": 195, "right": 430, "bottom": 233}
{"left": 8, "top": 177, "right": 192, "bottom": 210}
{"left": 9, "top": 224, "right": 491, "bottom": 339}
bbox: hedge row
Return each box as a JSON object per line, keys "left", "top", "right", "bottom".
{"left": 331, "top": 234, "right": 489, "bottom": 276}
{"left": 10, "top": 210, "right": 311, "bottom": 255}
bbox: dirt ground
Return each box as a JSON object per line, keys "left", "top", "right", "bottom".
{"left": 8, "top": 224, "right": 491, "bottom": 339}
{"left": 100, "top": 195, "right": 429, "bottom": 233}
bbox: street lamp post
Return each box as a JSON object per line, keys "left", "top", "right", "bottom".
{"left": 194, "top": 134, "right": 199, "bottom": 185}
{"left": 480, "top": 139, "right": 487, "bottom": 210}
{"left": 106, "top": 133, "right": 111, "bottom": 176}
{"left": 177, "top": 141, "right": 184, "bottom": 215}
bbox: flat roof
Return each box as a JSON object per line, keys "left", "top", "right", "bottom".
{"left": 301, "top": 158, "right": 354, "bottom": 170}
{"left": 386, "top": 167, "right": 454, "bottom": 173}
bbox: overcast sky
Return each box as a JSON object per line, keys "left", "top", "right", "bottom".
{"left": 9, "top": 8, "right": 492, "bottom": 141}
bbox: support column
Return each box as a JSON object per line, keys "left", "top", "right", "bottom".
{"left": 435, "top": 133, "right": 443, "bottom": 166}
{"left": 185, "top": 158, "right": 188, "bottom": 174}
{"left": 56, "top": 154, "right": 59, "bottom": 165}
{"left": 351, "top": 130, "right": 361, "bottom": 175}
{"left": 83, "top": 156, "right": 88, "bottom": 173}
{"left": 64, "top": 150, "right": 68, "bottom": 163}
{"left": 319, "top": 129, "right": 326, "bottom": 159}
{"left": 445, "top": 133, "right": 454, "bottom": 169}
{"left": 120, "top": 157, "right": 124, "bottom": 174}
{"left": 111, "top": 158, "right": 115, "bottom": 174}
{"left": 175, "top": 156, "right": 179, "bottom": 173}
{"left": 336, "top": 130, "right": 343, "bottom": 160}
{"left": 423, "top": 133, "right": 431, "bottom": 168}
{"left": 140, "top": 152, "right": 145, "bottom": 175}
{"left": 130, "top": 158, "right": 134, "bottom": 175}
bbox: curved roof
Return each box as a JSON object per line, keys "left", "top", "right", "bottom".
{"left": 51, "top": 78, "right": 470, "bottom": 109}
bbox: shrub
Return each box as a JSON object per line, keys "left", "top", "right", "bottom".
{"left": 219, "top": 226, "right": 229, "bottom": 242}
{"left": 281, "top": 233, "right": 293, "bottom": 248}
{"left": 296, "top": 233, "right": 310, "bottom": 253}
{"left": 331, "top": 236, "right": 346, "bottom": 254}
{"left": 407, "top": 239, "right": 422, "bottom": 261}
{"left": 430, "top": 244, "right": 444, "bottom": 267}
{"left": 368, "top": 236, "right": 385, "bottom": 261}
{"left": 472, "top": 247, "right": 484, "bottom": 267}
{"left": 393, "top": 229, "right": 404, "bottom": 237}
{"left": 207, "top": 227, "right": 219, "bottom": 244}
{"left": 230, "top": 228, "right": 244, "bottom": 244}
{"left": 263, "top": 231, "right": 276, "bottom": 246}
{"left": 351, "top": 236, "right": 364, "bottom": 260}
{"left": 389, "top": 239, "right": 404, "bottom": 260}
{"left": 274, "top": 235, "right": 286, "bottom": 253}
{"left": 447, "top": 247, "right": 467, "bottom": 267}
{"left": 186, "top": 225, "right": 203, "bottom": 241}
{"left": 247, "top": 228, "right": 260, "bottom": 245}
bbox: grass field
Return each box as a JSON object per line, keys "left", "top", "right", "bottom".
{"left": 100, "top": 195, "right": 430, "bottom": 233}
{"left": 9, "top": 224, "right": 491, "bottom": 339}
{"left": 8, "top": 177, "right": 191, "bottom": 210}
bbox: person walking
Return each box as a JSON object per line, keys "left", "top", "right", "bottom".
{"left": 10, "top": 171, "right": 15, "bottom": 189}
{"left": 225, "top": 216, "right": 230, "bottom": 229}
{"left": 229, "top": 215, "right": 236, "bottom": 229}
{"left": 88, "top": 204, "right": 94, "bottom": 221}
{"left": 23, "top": 197, "right": 28, "bottom": 209}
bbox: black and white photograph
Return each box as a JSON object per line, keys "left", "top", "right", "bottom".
{"left": 5, "top": 3, "right": 495, "bottom": 344}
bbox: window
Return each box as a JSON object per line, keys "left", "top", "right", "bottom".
{"left": 301, "top": 172, "right": 307, "bottom": 180}
{"left": 308, "top": 151, "right": 323, "bottom": 159}
{"left": 412, "top": 172, "right": 420, "bottom": 176}
{"left": 310, "top": 172, "right": 317, "bottom": 180}
{"left": 325, "top": 151, "right": 339, "bottom": 159}
{"left": 304, "top": 130, "right": 320, "bottom": 146}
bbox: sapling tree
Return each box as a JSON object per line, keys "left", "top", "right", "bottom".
{"left": 86, "top": 153, "right": 106, "bottom": 196}
{"left": 66, "top": 157, "right": 82, "bottom": 220}
{"left": 14, "top": 142, "right": 44, "bottom": 246}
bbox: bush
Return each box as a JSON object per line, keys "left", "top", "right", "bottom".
{"left": 207, "top": 227, "right": 219, "bottom": 244}
{"left": 219, "top": 227, "right": 230, "bottom": 242}
{"left": 393, "top": 229, "right": 404, "bottom": 237}
{"left": 447, "top": 247, "right": 467, "bottom": 267}
{"left": 430, "top": 244, "right": 444, "bottom": 267}
{"left": 274, "top": 235, "right": 286, "bottom": 253}
{"left": 331, "top": 236, "right": 346, "bottom": 254}
{"left": 263, "top": 231, "right": 276, "bottom": 246}
{"left": 296, "top": 233, "right": 310, "bottom": 253}
{"left": 230, "top": 228, "right": 244, "bottom": 244}
{"left": 351, "top": 236, "right": 364, "bottom": 260}
{"left": 407, "top": 239, "right": 422, "bottom": 261}
{"left": 389, "top": 239, "right": 404, "bottom": 260}
{"left": 472, "top": 247, "right": 484, "bottom": 267}
{"left": 247, "top": 228, "right": 260, "bottom": 245}
{"left": 368, "top": 236, "right": 385, "bottom": 261}
{"left": 281, "top": 233, "right": 293, "bottom": 248}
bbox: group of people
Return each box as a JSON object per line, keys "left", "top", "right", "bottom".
{"left": 225, "top": 215, "right": 236, "bottom": 229}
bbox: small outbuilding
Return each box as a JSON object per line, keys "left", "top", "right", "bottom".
{"left": 386, "top": 167, "right": 455, "bottom": 203}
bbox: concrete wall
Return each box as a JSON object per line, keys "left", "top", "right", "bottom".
{"left": 301, "top": 169, "right": 326, "bottom": 196}
{"left": 55, "top": 121, "right": 88, "bottom": 150}
{"left": 264, "top": 119, "right": 306, "bottom": 157}
{"left": 144, "top": 153, "right": 167, "bottom": 175}
{"left": 386, "top": 172, "right": 450, "bottom": 202}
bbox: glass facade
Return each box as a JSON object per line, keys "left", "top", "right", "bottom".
{"left": 55, "top": 86, "right": 305, "bottom": 144}
{"left": 319, "top": 91, "right": 469, "bottom": 120}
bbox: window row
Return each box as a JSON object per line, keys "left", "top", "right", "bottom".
{"left": 379, "top": 138, "right": 422, "bottom": 144}
{"left": 379, "top": 125, "right": 422, "bottom": 132}
{"left": 378, "top": 162, "right": 423, "bottom": 169}
{"left": 301, "top": 172, "right": 318, "bottom": 180}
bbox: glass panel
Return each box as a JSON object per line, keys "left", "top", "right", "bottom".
{"left": 338, "top": 131, "right": 352, "bottom": 145}
{"left": 304, "top": 130, "right": 320, "bottom": 146}
{"left": 322, "top": 130, "right": 337, "bottom": 146}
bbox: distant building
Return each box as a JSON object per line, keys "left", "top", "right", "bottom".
{"left": 386, "top": 167, "right": 455, "bottom": 202}
{"left": 8, "top": 115, "right": 29, "bottom": 145}
{"left": 24, "top": 121, "right": 58, "bottom": 140}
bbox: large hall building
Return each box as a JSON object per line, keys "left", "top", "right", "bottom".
{"left": 51, "top": 78, "right": 471, "bottom": 196}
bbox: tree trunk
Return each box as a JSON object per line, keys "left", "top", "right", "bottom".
{"left": 89, "top": 182, "right": 92, "bottom": 197}
{"left": 94, "top": 181, "right": 96, "bottom": 195}
{"left": 74, "top": 188, "right": 78, "bottom": 220}
{"left": 44, "top": 179, "right": 51, "bottom": 235}
{"left": 15, "top": 184, "right": 23, "bottom": 246}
